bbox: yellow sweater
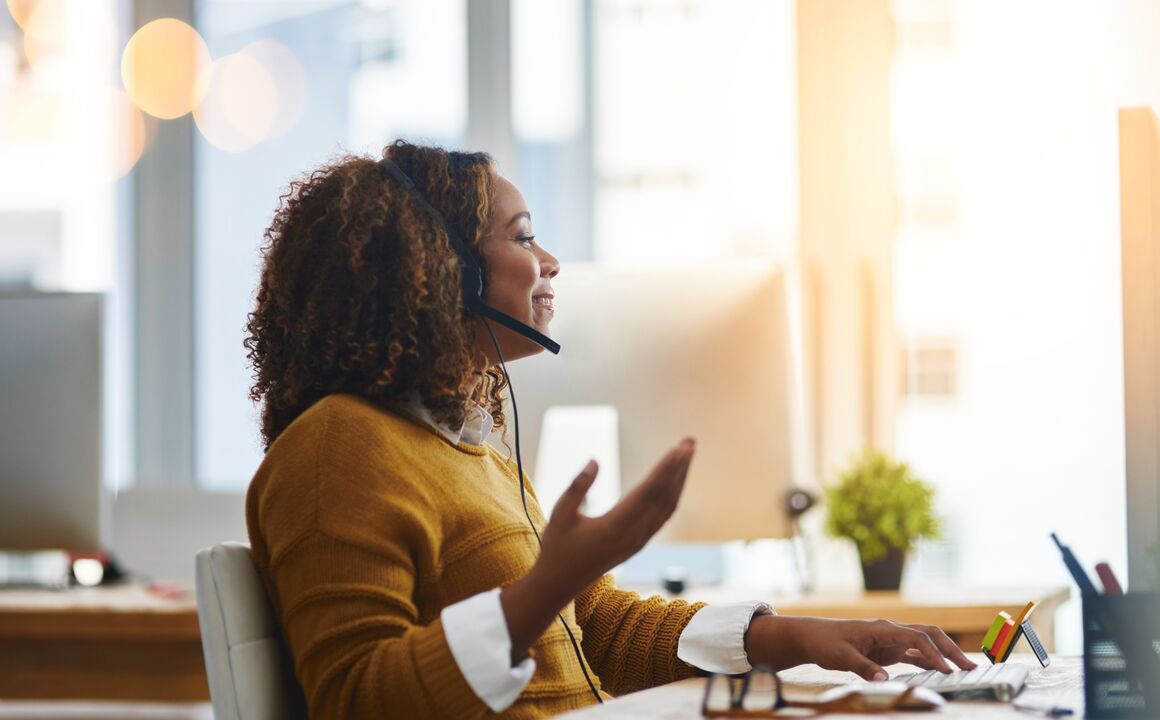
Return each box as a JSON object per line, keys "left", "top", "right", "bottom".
{"left": 246, "top": 393, "right": 705, "bottom": 719}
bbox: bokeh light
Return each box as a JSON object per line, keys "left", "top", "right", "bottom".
{"left": 20, "top": 0, "right": 66, "bottom": 68}
{"left": 66, "top": 86, "right": 147, "bottom": 185}
{"left": 5, "top": 88, "right": 59, "bottom": 142}
{"left": 193, "top": 52, "right": 277, "bottom": 152}
{"left": 21, "top": 1, "right": 121, "bottom": 88}
{"left": 5, "top": 0, "right": 36, "bottom": 29}
{"left": 121, "top": 18, "right": 210, "bottom": 120}
{"left": 237, "top": 40, "right": 308, "bottom": 140}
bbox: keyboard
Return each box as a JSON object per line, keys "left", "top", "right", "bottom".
{"left": 892, "top": 662, "right": 1031, "bottom": 702}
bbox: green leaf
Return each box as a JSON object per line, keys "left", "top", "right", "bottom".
{"left": 823, "top": 448, "right": 941, "bottom": 563}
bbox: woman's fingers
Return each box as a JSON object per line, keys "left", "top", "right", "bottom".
{"left": 644, "top": 438, "right": 695, "bottom": 502}
{"left": 549, "top": 459, "right": 598, "bottom": 524}
{"left": 608, "top": 439, "right": 694, "bottom": 516}
{"left": 602, "top": 438, "right": 694, "bottom": 551}
{"left": 910, "top": 625, "right": 978, "bottom": 670}
{"left": 849, "top": 625, "right": 949, "bottom": 681}
{"left": 640, "top": 446, "right": 691, "bottom": 515}
{"left": 887, "top": 624, "right": 953, "bottom": 673}
{"left": 857, "top": 621, "right": 949, "bottom": 674}
{"left": 900, "top": 647, "right": 944, "bottom": 672}
{"left": 632, "top": 441, "right": 693, "bottom": 522}
{"left": 841, "top": 647, "right": 889, "bottom": 682}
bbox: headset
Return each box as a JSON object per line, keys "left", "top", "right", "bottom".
{"left": 377, "top": 158, "right": 560, "bottom": 355}
{"left": 377, "top": 157, "right": 602, "bottom": 705}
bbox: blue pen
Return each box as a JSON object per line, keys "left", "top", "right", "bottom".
{"left": 1050, "top": 533, "right": 1100, "bottom": 597}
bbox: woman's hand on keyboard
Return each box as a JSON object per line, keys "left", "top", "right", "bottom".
{"left": 743, "top": 616, "right": 978, "bottom": 682}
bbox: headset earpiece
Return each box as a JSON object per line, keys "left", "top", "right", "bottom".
{"left": 461, "top": 264, "right": 484, "bottom": 301}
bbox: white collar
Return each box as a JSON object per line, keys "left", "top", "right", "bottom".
{"left": 402, "top": 392, "right": 494, "bottom": 446}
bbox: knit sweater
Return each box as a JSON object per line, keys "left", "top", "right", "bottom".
{"left": 246, "top": 393, "right": 706, "bottom": 719}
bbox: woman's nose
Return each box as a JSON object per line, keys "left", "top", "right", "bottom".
{"left": 540, "top": 248, "right": 560, "bottom": 278}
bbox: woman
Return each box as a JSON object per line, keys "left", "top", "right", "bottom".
{"left": 244, "top": 141, "right": 975, "bottom": 719}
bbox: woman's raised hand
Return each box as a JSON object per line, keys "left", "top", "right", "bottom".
{"left": 536, "top": 437, "right": 695, "bottom": 599}
{"left": 500, "top": 438, "right": 695, "bottom": 663}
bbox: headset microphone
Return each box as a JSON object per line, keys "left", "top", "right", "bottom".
{"left": 377, "top": 158, "right": 561, "bottom": 355}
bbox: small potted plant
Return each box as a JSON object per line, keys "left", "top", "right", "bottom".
{"left": 823, "top": 449, "right": 940, "bottom": 591}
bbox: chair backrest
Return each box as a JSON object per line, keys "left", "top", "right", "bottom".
{"left": 195, "top": 542, "right": 307, "bottom": 720}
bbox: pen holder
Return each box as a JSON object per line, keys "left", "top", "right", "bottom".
{"left": 1082, "top": 592, "right": 1160, "bottom": 718}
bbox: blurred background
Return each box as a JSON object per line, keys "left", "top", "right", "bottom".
{"left": 2, "top": 1, "right": 1159, "bottom": 706}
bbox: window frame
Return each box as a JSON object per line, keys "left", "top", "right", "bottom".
{"left": 132, "top": 0, "right": 197, "bottom": 487}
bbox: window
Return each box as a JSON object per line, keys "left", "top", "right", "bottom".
{"left": 511, "top": 0, "right": 591, "bottom": 262}
{"left": 191, "top": 0, "right": 800, "bottom": 490}
{"left": 193, "top": 0, "right": 467, "bottom": 489}
{"left": 890, "top": 0, "right": 1132, "bottom": 651}
{"left": 900, "top": 339, "right": 957, "bottom": 399}
{"left": 592, "top": 0, "right": 797, "bottom": 266}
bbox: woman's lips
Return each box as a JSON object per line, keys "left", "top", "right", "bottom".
{"left": 532, "top": 295, "right": 554, "bottom": 317}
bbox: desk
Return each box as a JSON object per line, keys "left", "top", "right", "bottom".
{"left": 0, "top": 583, "right": 1069, "bottom": 704}
{"left": 558, "top": 654, "right": 1084, "bottom": 719}
{"left": 0, "top": 585, "right": 208, "bottom": 701}
{"left": 624, "top": 585, "right": 1071, "bottom": 653}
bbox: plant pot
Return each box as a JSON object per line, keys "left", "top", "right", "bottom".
{"left": 859, "top": 546, "right": 905, "bottom": 591}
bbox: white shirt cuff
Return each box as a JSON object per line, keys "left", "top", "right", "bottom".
{"left": 441, "top": 588, "right": 536, "bottom": 713}
{"left": 677, "top": 601, "right": 776, "bottom": 674}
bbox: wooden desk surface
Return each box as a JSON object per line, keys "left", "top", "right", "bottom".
{"left": 0, "top": 584, "right": 207, "bottom": 701}
{"left": 0, "top": 584, "right": 1071, "bottom": 703}
{"left": 558, "top": 655, "right": 1085, "bottom": 719}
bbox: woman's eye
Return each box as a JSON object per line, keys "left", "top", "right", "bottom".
{"left": 516, "top": 235, "right": 535, "bottom": 246}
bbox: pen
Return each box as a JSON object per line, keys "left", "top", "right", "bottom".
{"left": 1094, "top": 562, "right": 1123, "bottom": 595}
{"left": 1050, "top": 533, "right": 1100, "bottom": 597}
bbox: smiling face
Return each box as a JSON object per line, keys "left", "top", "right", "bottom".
{"left": 473, "top": 174, "right": 560, "bottom": 365}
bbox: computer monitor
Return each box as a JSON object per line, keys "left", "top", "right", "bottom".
{"left": 0, "top": 291, "right": 105, "bottom": 551}
{"left": 505, "top": 263, "right": 801, "bottom": 541}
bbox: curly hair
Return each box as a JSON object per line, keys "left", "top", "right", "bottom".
{"left": 244, "top": 140, "right": 511, "bottom": 450}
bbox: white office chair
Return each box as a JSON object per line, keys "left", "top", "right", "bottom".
{"left": 195, "top": 542, "right": 308, "bottom": 720}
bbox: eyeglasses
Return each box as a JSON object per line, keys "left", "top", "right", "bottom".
{"left": 701, "top": 665, "right": 936, "bottom": 717}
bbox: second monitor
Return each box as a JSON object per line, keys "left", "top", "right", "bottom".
{"left": 505, "top": 263, "right": 800, "bottom": 542}
{"left": 0, "top": 291, "right": 105, "bottom": 552}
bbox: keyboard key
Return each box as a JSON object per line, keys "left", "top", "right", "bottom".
{"left": 957, "top": 667, "right": 988, "bottom": 685}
